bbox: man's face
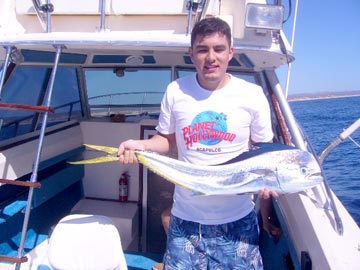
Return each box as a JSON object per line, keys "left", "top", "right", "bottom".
{"left": 189, "top": 32, "right": 234, "bottom": 90}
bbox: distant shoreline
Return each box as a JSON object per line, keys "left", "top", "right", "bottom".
{"left": 288, "top": 91, "right": 360, "bottom": 102}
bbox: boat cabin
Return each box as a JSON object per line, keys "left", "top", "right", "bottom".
{"left": 1, "top": 1, "right": 359, "bottom": 269}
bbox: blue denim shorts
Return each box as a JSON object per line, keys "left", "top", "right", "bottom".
{"left": 163, "top": 210, "right": 263, "bottom": 270}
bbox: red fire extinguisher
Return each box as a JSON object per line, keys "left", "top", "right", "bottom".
{"left": 119, "top": 171, "right": 129, "bottom": 202}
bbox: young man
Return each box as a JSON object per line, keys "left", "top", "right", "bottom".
{"left": 118, "top": 17, "right": 275, "bottom": 269}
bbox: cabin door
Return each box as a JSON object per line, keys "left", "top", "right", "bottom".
{"left": 141, "top": 126, "right": 174, "bottom": 253}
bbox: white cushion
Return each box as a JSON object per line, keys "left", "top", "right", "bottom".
{"left": 48, "top": 214, "right": 127, "bottom": 270}
{"left": 71, "top": 199, "right": 139, "bottom": 250}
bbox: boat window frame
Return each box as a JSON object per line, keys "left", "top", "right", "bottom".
{"left": 0, "top": 64, "right": 83, "bottom": 141}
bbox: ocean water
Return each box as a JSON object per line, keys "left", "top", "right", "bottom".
{"left": 290, "top": 96, "right": 360, "bottom": 226}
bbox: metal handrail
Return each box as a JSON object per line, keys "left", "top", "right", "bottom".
{"left": 186, "top": 0, "right": 196, "bottom": 35}
{"left": 31, "top": 0, "right": 107, "bottom": 33}
{"left": 0, "top": 47, "right": 13, "bottom": 135}
{"left": 195, "top": 0, "right": 210, "bottom": 24}
{"left": 0, "top": 47, "right": 12, "bottom": 98}
{"left": 31, "top": 0, "right": 54, "bottom": 32}
{"left": 99, "top": 0, "right": 106, "bottom": 32}
{"left": 15, "top": 45, "right": 63, "bottom": 270}
{"left": 265, "top": 69, "right": 344, "bottom": 235}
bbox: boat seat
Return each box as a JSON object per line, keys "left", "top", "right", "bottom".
{"left": 48, "top": 214, "right": 128, "bottom": 270}
{"left": 71, "top": 199, "right": 139, "bottom": 251}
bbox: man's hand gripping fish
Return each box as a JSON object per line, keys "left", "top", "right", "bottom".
{"left": 69, "top": 143, "right": 323, "bottom": 195}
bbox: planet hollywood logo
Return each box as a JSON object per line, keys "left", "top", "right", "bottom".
{"left": 181, "top": 111, "right": 236, "bottom": 149}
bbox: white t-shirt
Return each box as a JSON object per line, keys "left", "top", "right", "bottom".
{"left": 156, "top": 74, "right": 273, "bottom": 225}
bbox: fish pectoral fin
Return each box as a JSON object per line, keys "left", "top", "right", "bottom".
{"left": 68, "top": 155, "right": 119, "bottom": 164}
{"left": 249, "top": 168, "right": 274, "bottom": 176}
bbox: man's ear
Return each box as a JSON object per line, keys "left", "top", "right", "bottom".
{"left": 188, "top": 47, "right": 193, "bottom": 58}
{"left": 228, "top": 47, "right": 234, "bottom": 61}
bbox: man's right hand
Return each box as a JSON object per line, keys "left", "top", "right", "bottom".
{"left": 118, "top": 139, "right": 146, "bottom": 164}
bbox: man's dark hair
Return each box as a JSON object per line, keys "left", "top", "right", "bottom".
{"left": 191, "top": 17, "right": 232, "bottom": 48}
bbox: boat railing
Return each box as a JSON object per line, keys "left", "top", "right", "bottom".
{"left": 89, "top": 91, "right": 164, "bottom": 102}
{"left": 27, "top": 0, "right": 216, "bottom": 34}
{"left": 88, "top": 91, "right": 163, "bottom": 115}
{"left": 0, "top": 90, "right": 163, "bottom": 141}
{"left": 0, "top": 100, "right": 80, "bottom": 140}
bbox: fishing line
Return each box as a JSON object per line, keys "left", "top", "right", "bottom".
{"left": 347, "top": 134, "right": 360, "bottom": 148}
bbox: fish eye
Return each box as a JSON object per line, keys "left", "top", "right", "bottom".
{"left": 300, "top": 167, "right": 308, "bottom": 174}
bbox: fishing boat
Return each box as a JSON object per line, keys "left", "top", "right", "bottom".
{"left": 0, "top": 0, "right": 359, "bottom": 269}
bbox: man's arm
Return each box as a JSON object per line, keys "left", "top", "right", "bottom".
{"left": 118, "top": 132, "right": 176, "bottom": 164}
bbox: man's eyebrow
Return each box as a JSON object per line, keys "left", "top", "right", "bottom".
{"left": 194, "top": 45, "right": 209, "bottom": 49}
{"left": 194, "top": 44, "right": 227, "bottom": 50}
{"left": 214, "top": 44, "right": 227, "bottom": 49}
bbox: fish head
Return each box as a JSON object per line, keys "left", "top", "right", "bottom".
{"left": 276, "top": 150, "right": 323, "bottom": 193}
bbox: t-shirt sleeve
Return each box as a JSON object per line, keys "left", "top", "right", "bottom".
{"left": 250, "top": 86, "right": 273, "bottom": 142}
{"left": 156, "top": 83, "right": 176, "bottom": 135}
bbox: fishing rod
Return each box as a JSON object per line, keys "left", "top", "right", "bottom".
{"left": 319, "top": 118, "right": 360, "bottom": 164}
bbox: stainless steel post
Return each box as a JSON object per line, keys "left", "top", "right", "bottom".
{"left": 15, "top": 45, "right": 63, "bottom": 270}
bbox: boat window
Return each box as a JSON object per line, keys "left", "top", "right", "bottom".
{"left": 0, "top": 66, "right": 82, "bottom": 141}
{"left": 85, "top": 68, "right": 171, "bottom": 118}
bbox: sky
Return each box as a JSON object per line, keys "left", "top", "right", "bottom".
{"left": 276, "top": 0, "right": 360, "bottom": 95}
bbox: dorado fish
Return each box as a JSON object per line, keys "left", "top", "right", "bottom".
{"left": 135, "top": 143, "right": 323, "bottom": 195}
{"left": 69, "top": 143, "right": 323, "bottom": 194}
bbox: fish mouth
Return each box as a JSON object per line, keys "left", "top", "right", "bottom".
{"left": 306, "top": 172, "right": 323, "bottom": 181}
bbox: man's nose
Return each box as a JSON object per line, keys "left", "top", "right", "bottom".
{"left": 206, "top": 49, "right": 216, "bottom": 61}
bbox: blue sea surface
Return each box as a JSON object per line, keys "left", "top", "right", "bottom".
{"left": 290, "top": 96, "right": 360, "bottom": 226}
